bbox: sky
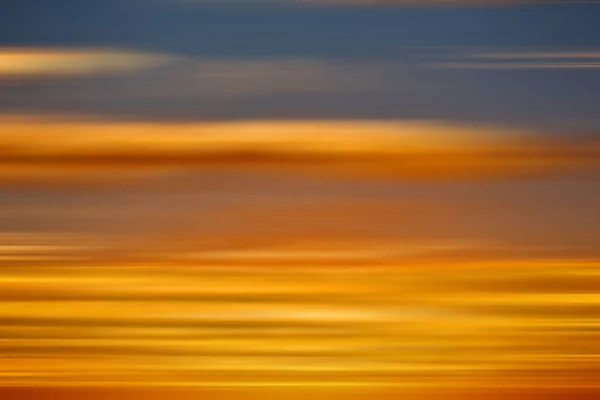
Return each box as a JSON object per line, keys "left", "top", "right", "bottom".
{"left": 1, "top": 0, "right": 600, "bottom": 128}
{"left": 1, "top": 1, "right": 600, "bottom": 392}
{"left": 0, "top": 0, "right": 599, "bottom": 257}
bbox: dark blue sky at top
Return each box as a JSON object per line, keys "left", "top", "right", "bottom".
{"left": 3, "top": 1, "right": 600, "bottom": 56}
{"left": 2, "top": 0, "right": 600, "bottom": 131}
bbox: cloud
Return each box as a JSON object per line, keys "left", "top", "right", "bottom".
{"left": 0, "top": 49, "right": 414, "bottom": 119}
{"left": 0, "top": 116, "right": 598, "bottom": 183}
{"left": 434, "top": 61, "right": 600, "bottom": 69}
{"left": 0, "top": 47, "right": 409, "bottom": 94}
{"left": 475, "top": 51, "right": 600, "bottom": 59}
{"left": 1, "top": 254, "right": 599, "bottom": 386}
{"left": 0, "top": 116, "right": 532, "bottom": 156}
{"left": 0, "top": 48, "right": 180, "bottom": 78}
{"left": 4, "top": 46, "right": 600, "bottom": 124}
{"left": 429, "top": 48, "right": 600, "bottom": 69}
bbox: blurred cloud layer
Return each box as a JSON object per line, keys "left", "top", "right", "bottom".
{"left": 0, "top": 0, "right": 599, "bottom": 396}
{"left": 0, "top": 261, "right": 599, "bottom": 388}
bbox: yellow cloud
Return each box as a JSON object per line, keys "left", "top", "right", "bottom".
{"left": 0, "top": 258, "right": 599, "bottom": 388}
{"left": 0, "top": 115, "right": 597, "bottom": 182}
{"left": 0, "top": 116, "right": 531, "bottom": 155}
{"left": 0, "top": 48, "right": 179, "bottom": 77}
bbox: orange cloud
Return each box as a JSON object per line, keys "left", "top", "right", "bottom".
{"left": 0, "top": 257, "right": 599, "bottom": 388}
{"left": 0, "top": 115, "right": 597, "bottom": 183}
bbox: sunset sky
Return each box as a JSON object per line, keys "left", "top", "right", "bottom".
{"left": 1, "top": 0, "right": 600, "bottom": 397}
{"left": 1, "top": 0, "right": 599, "bottom": 254}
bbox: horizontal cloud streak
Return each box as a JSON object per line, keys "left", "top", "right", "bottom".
{"left": 3, "top": 46, "right": 600, "bottom": 124}
{"left": 0, "top": 116, "right": 598, "bottom": 182}
{"left": 1, "top": 259, "right": 599, "bottom": 387}
{"left": 434, "top": 61, "right": 600, "bottom": 69}
{"left": 0, "top": 48, "right": 180, "bottom": 78}
{"left": 0, "top": 48, "right": 408, "bottom": 94}
{"left": 0, "top": 49, "right": 413, "bottom": 118}
{"left": 428, "top": 48, "right": 600, "bottom": 69}
{"left": 476, "top": 51, "right": 600, "bottom": 59}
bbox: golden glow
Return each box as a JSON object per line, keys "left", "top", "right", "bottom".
{"left": 0, "top": 117, "right": 527, "bottom": 154}
{"left": 0, "top": 48, "right": 178, "bottom": 77}
{"left": 0, "top": 255, "right": 599, "bottom": 388}
{"left": 0, "top": 5, "right": 599, "bottom": 400}
{"left": 1, "top": 116, "right": 596, "bottom": 182}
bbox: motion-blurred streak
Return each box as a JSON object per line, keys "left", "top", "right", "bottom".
{"left": 0, "top": 48, "right": 180, "bottom": 78}
{"left": 434, "top": 62, "right": 600, "bottom": 69}
{"left": 0, "top": 259, "right": 598, "bottom": 387}
{"left": 1, "top": 117, "right": 598, "bottom": 182}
